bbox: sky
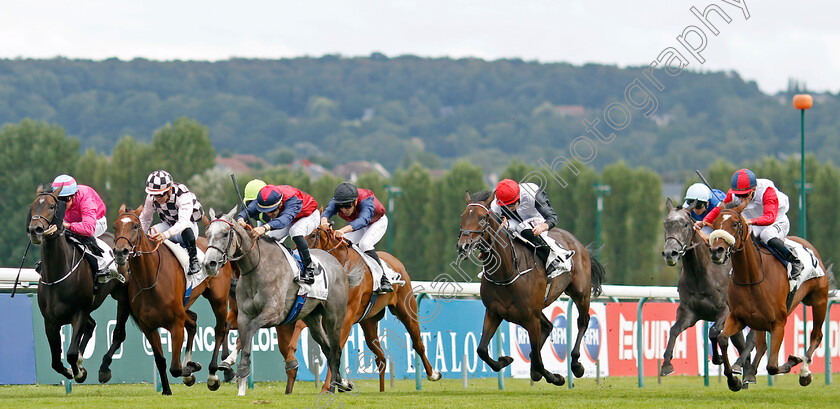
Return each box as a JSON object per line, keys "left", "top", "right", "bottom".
{"left": 1, "top": 0, "right": 837, "bottom": 94}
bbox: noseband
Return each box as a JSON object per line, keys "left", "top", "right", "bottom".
{"left": 114, "top": 212, "right": 162, "bottom": 257}
{"left": 30, "top": 192, "right": 64, "bottom": 236}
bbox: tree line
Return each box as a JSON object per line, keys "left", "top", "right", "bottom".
{"left": 5, "top": 119, "right": 838, "bottom": 285}
{"left": 2, "top": 56, "right": 839, "bottom": 179}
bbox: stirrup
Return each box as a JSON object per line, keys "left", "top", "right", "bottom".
{"left": 188, "top": 259, "right": 201, "bottom": 275}
{"left": 97, "top": 270, "right": 125, "bottom": 284}
{"left": 378, "top": 278, "right": 394, "bottom": 294}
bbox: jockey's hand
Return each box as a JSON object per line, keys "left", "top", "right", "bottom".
{"left": 150, "top": 233, "right": 167, "bottom": 243}
{"left": 745, "top": 219, "right": 754, "bottom": 226}
{"left": 532, "top": 222, "right": 549, "bottom": 236}
{"left": 693, "top": 220, "right": 707, "bottom": 231}
{"left": 333, "top": 229, "right": 344, "bottom": 240}
{"left": 237, "top": 218, "right": 247, "bottom": 228}
{"left": 62, "top": 221, "right": 71, "bottom": 230}
{"left": 251, "top": 226, "right": 266, "bottom": 238}
{"left": 320, "top": 220, "right": 331, "bottom": 230}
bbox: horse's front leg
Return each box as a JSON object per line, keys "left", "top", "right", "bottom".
{"left": 44, "top": 320, "right": 73, "bottom": 379}
{"left": 140, "top": 324, "right": 172, "bottom": 395}
{"left": 476, "top": 310, "right": 511, "bottom": 372}
{"left": 206, "top": 297, "right": 229, "bottom": 391}
{"left": 179, "top": 310, "right": 200, "bottom": 386}
{"left": 662, "top": 306, "right": 698, "bottom": 376}
{"left": 66, "top": 312, "right": 91, "bottom": 383}
{"left": 717, "top": 316, "right": 746, "bottom": 392}
{"left": 100, "top": 297, "right": 130, "bottom": 383}
{"left": 748, "top": 330, "right": 766, "bottom": 384}
{"left": 569, "top": 297, "right": 591, "bottom": 378}
{"left": 536, "top": 313, "right": 565, "bottom": 386}
{"left": 799, "top": 299, "right": 827, "bottom": 387}
{"left": 769, "top": 320, "right": 802, "bottom": 375}
{"left": 236, "top": 312, "right": 270, "bottom": 397}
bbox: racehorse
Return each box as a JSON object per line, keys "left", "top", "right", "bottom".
{"left": 27, "top": 187, "right": 127, "bottom": 384}
{"left": 661, "top": 199, "right": 755, "bottom": 381}
{"left": 202, "top": 207, "right": 352, "bottom": 396}
{"left": 301, "top": 224, "right": 442, "bottom": 392}
{"left": 708, "top": 206, "right": 830, "bottom": 391}
{"left": 111, "top": 205, "right": 232, "bottom": 395}
{"left": 457, "top": 191, "right": 606, "bottom": 386}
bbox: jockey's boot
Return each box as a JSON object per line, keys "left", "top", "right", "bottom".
{"left": 366, "top": 249, "right": 393, "bottom": 294}
{"left": 293, "top": 236, "right": 316, "bottom": 285}
{"left": 182, "top": 228, "right": 202, "bottom": 275}
{"left": 767, "top": 237, "right": 803, "bottom": 283}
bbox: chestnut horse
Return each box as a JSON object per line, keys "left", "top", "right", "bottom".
{"left": 660, "top": 199, "right": 755, "bottom": 381}
{"left": 708, "top": 207, "right": 829, "bottom": 392}
{"left": 111, "top": 205, "right": 232, "bottom": 395}
{"left": 458, "top": 191, "right": 605, "bottom": 386}
{"left": 27, "top": 187, "right": 128, "bottom": 384}
{"left": 299, "top": 224, "right": 442, "bottom": 392}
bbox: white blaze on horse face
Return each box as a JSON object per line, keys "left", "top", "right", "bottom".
{"left": 120, "top": 217, "right": 132, "bottom": 224}
{"left": 39, "top": 198, "right": 45, "bottom": 204}
{"left": 723, "top": 214, "right": 731, "bottom": 221}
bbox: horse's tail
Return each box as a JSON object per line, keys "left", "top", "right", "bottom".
{"left": 827, "top": 264, "right": 836, "bottom": 296}
{"left": 346, "top": 263, "right": 365, "bottom": 288}
{"left": 586, "top": 246, "right": 606, "bottom": 298}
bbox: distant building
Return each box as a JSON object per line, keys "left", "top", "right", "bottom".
{"left": 332, "top": 161, "right": 391, "bottom": 182}
{"left": 288, "top": 159, "right": 332, "bottom": 180}
{"left": 215, "top": 154, "right": 269, "bottom": 174}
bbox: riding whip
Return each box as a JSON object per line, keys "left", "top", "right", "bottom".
{"left": 230, "top": 174, "right": 245, "bottom": 214}
{"left": 10, "top": 241, "right": 32, "bottom": 298}
{"left": 695, "top": 169, "right": 725, "bottom": 201}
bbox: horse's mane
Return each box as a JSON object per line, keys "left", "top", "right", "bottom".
{"left": 724, "top": 201, "right": 741, "bottom": 210}
{"left": 470, "top": 190, "right": 494, "bottom": 203}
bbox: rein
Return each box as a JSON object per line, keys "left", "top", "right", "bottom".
{"left": 208, "top": 218, "right": 260, "bottom": 275}
{"left": 463, "top": 203, "right": 534, "bottom": 286}
{"left": 114, "top": 212, "right": 164, "bottom": 301}
{"left": 720, "top": 210, "right": 766, "bottom": 286}
{"left": 39, "top": 245, "right": 84, "bottom": 286}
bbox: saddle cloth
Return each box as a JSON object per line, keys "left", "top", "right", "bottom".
{"left": 162, "top": 241, "right": 207, "bottom": 300}
{"left": 350, "top": 245, "right": 405, "bottom": 292}
{"left": 274, "top": 241, "right": 329, "bottom": 301}
{"left": 66, "top": 233, "right": 117, "bottom": 275}
{"left": 784, "top": 239, "right": 825, "bottom": 291}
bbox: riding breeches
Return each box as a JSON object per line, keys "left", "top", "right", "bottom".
{"left": 343, "top": 215, "right": 388, "bottom": 252}
{"left": 150, "top": 221, "right": 199, "bottom": 245}
{"left": 265, "top": 210, "right": 320, "bottom": 242}
{"left": 750, "top": 216, "right": 790, "bottom": 244}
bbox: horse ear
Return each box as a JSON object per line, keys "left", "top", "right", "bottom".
{"left": 134, "top": 204, "right": 143, "bottom": 215}
{"left": 464, "top": 191, "right": 471, "bottom": 203}
{"left": 226, "top": 206, "right": 238, "bottom": 220}
{"left": 119, "top": 203, "right": 127, "bottom": 213}
{"left": 37, "top": 185, "right": 45, "bottom": 194}
{"left": 665, "top": 197, "right": 675, "bottom": 211}
{"left": 482, "top": 191, "right": 495, "bottom": 207}
{"left": 209, "top": 208, "right": 217, "bottom": 220}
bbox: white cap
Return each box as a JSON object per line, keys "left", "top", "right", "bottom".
{"left": 683, "top": 183, "right": 711, "bottom": 207}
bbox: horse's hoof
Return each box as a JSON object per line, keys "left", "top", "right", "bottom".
{"left": 499, "top": 356, "right": 514, "bottom": 369}
{"left": 552, "top": 374, "right": 566, "bottom": 387}
{"left": 428, "top": 370, "right": 442, "bottom": 381}
{"left": 183, "top": 373, "right": 196, "bottom": 387}
{"left": 741, "top": 382, "right": 748, "bottom": 390}
{"left": 731, "top": 364, "right": 742, "bottom": 375}
{"left": 223, "top": 368, "right": 236, "bottom": 383}
{"left": 571, "top": 362, "right": 585, "bottom": 378}
{"left": 75, "top": 368, "right": 87, "bottom": 383}
{"left": 800, "top": 374, "right": 813, "bottom": 387}
{"left": 218, "top": 361, "right": 231, "bottom": 372}
{"left": 727, "top": 377, "right": 742, "bottom": 392}
{"left": 787, "top": 355, "right": 804, "bottom": 367}
{"left": 187, "top": 361, "right": 202, "bottom": 372}
{"left": 711, "top": 356, "right": 723, "bottom": 365}
{"left": 207, "top": 375, "right": 220, "bottom": 391}
{"left": 98, "top": 369, "right": 112, "bottom": 384}
{"left": 530, "top": 370, "right": 543, "bottom": 382}
{"left": 335, "top": 380, "right": 354, "bottom": 393}
{"left": 659, "top": 364, "right": 674, "bottom": 377}
{"left": 162, "top": 388, "right": 172, "bottom": 396}
{"left": 743, "top": 374, "right": 756, "bottom": 384}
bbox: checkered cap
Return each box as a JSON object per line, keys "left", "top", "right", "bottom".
{"left": 145, "top": 170, "right": 174, "bottom": 195}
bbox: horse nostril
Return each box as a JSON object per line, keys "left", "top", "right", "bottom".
{"left": 120, "top": 248, "right": 129, "bottom": 257}
{"left": 34, "top": 226, "right": 44, "bottom": 235}
{"left": 208, "top": 261, "right": 217, "bottom": 270}
{"left": 669, "top": 251, "right": 678, "bottom": 258}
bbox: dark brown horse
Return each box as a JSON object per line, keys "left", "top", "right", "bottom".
{"left": 301, "top": 224, "right": 442, "bottom": 392}
{"left": 708, "top": 207, "right": 829, "bottom": 391}
{"left": 661, "top": 199, "right": 755, "bottom": 381}
{"left": 27, "top": 187, "right": 128, "bottom": 384}
{"left": 457, "top": 191, "right": 605, "bottom": 386}
{"left": 111, "top": 205, "right": 232, "bottom": 395}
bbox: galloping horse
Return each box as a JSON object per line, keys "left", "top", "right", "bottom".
{"left": 661, "top": 199, "right": 755, "bottom": 381}
{"left": 111, "top": 205, "right": 232, "bottom": 395}
{"left": 202, "top": 208, "right": 352, "bottom": 396}
{"left": 27, "top": 187, "right": 127, "bottom": 384}
{"left": 708, "top": 206, "right": 830, "bottom": 391}
{"left": 301, "top": 224, "right": 442, "bottom": 392}
{"left": 457, "top": 191, "right": 605, "bottom": 386}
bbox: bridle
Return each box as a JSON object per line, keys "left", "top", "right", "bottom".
{"left": 716, "top": 209, "right": 766, "bottom": 286}
{"left": 30, "top": 192, "right": 64, "bottom": 237}
{"left": 664, "top": 210, "right": 701, "bottom": 258}
{"left": 312, "top": 226, "right": 350, "bottom": 254}
{"left": 206, "top": 218, "right": 259, "bottom": 274}
{"left": 114, "top": 212, "right": 163, "bottom": 257}
{"left": 460, "top": 202, "right": 533, "bottom": 286}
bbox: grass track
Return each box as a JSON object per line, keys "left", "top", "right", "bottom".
{"left": 1, "top": 375, "right": 836, "bottom": 409}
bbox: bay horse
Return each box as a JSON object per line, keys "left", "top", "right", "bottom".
{"left": 457, "top": 191, "right": 606, "bottom": 386}
{"left": 202, "top": 207, "right": 352, "bottom": 396}
{"left": 111, "top": 205, "right": 232, "bottom": 395}
{"left": 27, "top": 187, "right": 128, "bottom": 384}
{"left": 661, "top": 199, "right": 755, "bottom": 381}
{"left": 300, "top": 224, "right": 442, "bottom": 392}
{"left": 708, "top": 206, "right": 830, "bottom": 392}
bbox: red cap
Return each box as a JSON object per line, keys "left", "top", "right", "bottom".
{"left": 495, "top": 179, "right": 520, "bottom": 206}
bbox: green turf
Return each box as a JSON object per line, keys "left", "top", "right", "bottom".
{"left": 0, "top": 375, "right": 835, "bottom": 409}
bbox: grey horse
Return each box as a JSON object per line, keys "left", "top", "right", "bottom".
{"left": 661, "top": 198, "right": 756, "bottom": 383}
{"left": 202, "top": 207, "right": 352, "bottom": 396}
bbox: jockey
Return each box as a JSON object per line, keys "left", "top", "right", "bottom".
{"left": 237, "top": 184, "right": 320, "bottom": 285}
{"left": 683, "top": 183, "right": 725, "bottom": 235}
{"left": 320, "top": 182, "right": 393, "bottom": 294}
{"left": 50, "top": 174, "right": 120, "bottom": 283}
{"left": 242, "top": 179, "right": 268, "bottom": 224}
{"left": 139, "top": 170, "right": 205, "bottom": 275}
{"left": 490, "top": 179, "right": 574, "bottom": 277}
{"left": 697, "top": 168, "right": 802, "bottom": 280}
